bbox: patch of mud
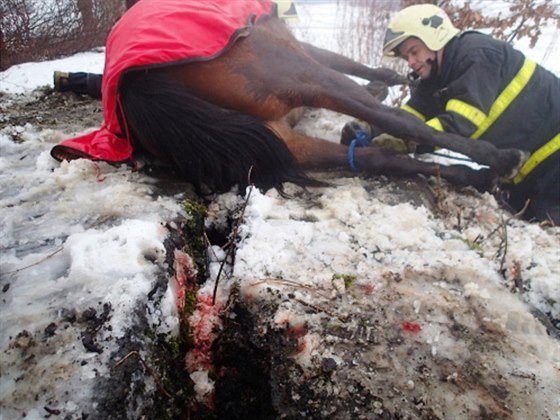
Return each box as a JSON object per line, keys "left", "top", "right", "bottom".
{"left": 213, "top": 254, "right": 558, "bottom": 420}
{"left": 0, "top": 87, "right": 103, "bottom": 135}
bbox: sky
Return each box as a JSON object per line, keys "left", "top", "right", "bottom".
{"left": 0, "top": 1, "right": 559, "bottom": 417}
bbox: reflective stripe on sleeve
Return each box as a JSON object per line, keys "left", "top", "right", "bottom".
{"left": 472, "top": 58, "right": 537, "bottom": 139}
{"left": 445, "top": 99, "right": 487, "bottom": 128}
{"left": 426, "top": 118, "right": 444, "bottom": 132}
{"left": 511, "top": 133, "right": 560, "bottom": 184}
{"left": 401, "top": 104, "right": 426, "bottom": 121}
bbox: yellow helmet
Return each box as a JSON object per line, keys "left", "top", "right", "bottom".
{"left": 383, "top": 4, "right": 460, "bottom": 56}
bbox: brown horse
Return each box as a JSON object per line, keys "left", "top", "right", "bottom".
{"left": 118, "top": 6, "right": 526, "bottom": 194}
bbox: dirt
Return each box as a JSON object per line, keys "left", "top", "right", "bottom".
{"left": 0, "top": 87, "right": 103, "bottom": 135}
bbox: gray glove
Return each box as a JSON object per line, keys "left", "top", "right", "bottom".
{"left": 371, "top": 133, "right": 417, "bottom": 154}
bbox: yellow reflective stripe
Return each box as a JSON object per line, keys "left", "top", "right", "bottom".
{"left": 446, "top": 99, "right": 487, "bottom": 128}
{"left": 401, "top": 104, "right": 426, "bottom": 122}
{"left": 472, "top": 58, "right": 537, "bottom": 139}
{"left": 511, "top": 133, "right": 560, "bottom": 184}
{"left": 426, "top": 118, "right": 444, "bottom": 132}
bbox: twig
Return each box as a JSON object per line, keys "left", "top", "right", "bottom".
{"left": 3, "top": 246, "right": 64, "bottom": 275}
{"left": 294, "top": 297, "right": 349, "bottom": 322}
{"left": 491, "top": 199, "right": 530, "bottom": 276}
{"left": 3, "top": 215, "right": 113, "bottom": 275}
{"left": 506, "top": 16, "right": 528, "bottom": 44}
{"left": 433, "top": 165, "right": 445, "bottom": 215}
{"left": 497, "top": 213, "right": 509, "bottom": 273}
{"left": 249, "top": 277, "right": 330, "bottom": 299}
{"left": 486, "top": 198, "right": 530, "bottom": 241}
{"left": 211, "top": 167, "right": 255, "bottom": 305}
{"left": 113, "top": 351, "right": 172, "bottom": 399}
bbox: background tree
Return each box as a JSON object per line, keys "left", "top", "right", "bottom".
{"left": 0, "top": 0, "right": 126, "bottom": 70}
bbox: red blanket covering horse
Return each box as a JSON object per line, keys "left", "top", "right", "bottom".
{"left": 52, "top": 0, "right": 274, "bottom": 162}
{"left": 52, "top": 0, "right": 524, "bottom": 194}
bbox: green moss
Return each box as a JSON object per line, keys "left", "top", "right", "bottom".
{"left": 181, "top": 199, "right": 209, "bottom": 284}
{"left": 182, "top": 200, "right": 208, "bottom": 228}
{"left": 183, "top": 288, "right": 198, "bottom": 317}
{"left": 144, "top": 331, "right": 194, "bottom": 419}
{"left": 332, "top": 273, "right": 356, "bottom": 289}
{"left": 462, "top": 238, "right": 483, "bottom": 256}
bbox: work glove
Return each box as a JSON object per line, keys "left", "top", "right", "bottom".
{"left": 341, "top": 120, "right": 417, "bottom": 154}
{"left": 371, "top": 133, "right": 417, "bottom": 154}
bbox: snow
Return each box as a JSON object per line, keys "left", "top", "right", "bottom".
{"left": 1, "top": 1, "right": 559, "bottom": 417}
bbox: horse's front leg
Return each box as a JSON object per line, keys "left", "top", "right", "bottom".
{"left": 354, "top": 147, "right": 498, "bottom": 193}
{"left": 362, "top": 105, "right": 528, "bottom": 179}
{"left": 299, "top": 42, "right": 407, "bottom": 85}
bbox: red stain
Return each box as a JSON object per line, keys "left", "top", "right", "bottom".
{"left": 205, "top": 390, "right": 216, "bottom": 410}
{"left": 186, "top": 294, "right": 223, "bottom": 372}
{"left": 288, "top": 324, "right": 307, "bottom": 339}
{"left": 296, "top": 338, "right": 307, "bottom": 354}
{"left": 287, "top": 324, "right": 308, "bottom": 355}
{"left": 360, "top": 284, "right": 375, "bottom": 295}
{"left": 93, "top": 163, "right": 106, "bottom": 182}
{"left": 401, "top": 321, "right": 422, "bottom": 333}
{"left": 173, "top": 250, "right": 198, "bottom": 310}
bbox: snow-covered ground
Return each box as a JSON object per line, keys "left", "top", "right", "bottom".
{"left": 1, "top": 1, "right": 559, "bottom": 418}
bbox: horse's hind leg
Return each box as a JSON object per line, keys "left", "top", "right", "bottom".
{"left": 243, "top": 19, "right": 526, "bottom": 177}
{"left": 165, "top": 17, "right": 524, "bottom": 177}
{"left": 268, "top": 120, "right": 497, "bottom": 192}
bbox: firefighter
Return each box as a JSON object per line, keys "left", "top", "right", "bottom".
{"left": 344, "top": 4, "right": 559, "bottom": 224}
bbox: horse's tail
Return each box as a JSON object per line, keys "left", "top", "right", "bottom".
{"left": 119, "top": 70, "right": 321, "bottom": 194}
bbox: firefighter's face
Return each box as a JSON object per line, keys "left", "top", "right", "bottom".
{"left": 398, "top": 37, "right": 437, "bottom": 80}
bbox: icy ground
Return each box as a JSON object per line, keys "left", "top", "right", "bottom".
{"left": 1, "top": 84, "right": 558, "bottom": 418}
{"left": 1, "top": 1, "right": 559, "bottom": 415}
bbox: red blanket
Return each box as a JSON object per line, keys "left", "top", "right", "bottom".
{"left": 51, "top": 0, "right": 274, "bottom": 163}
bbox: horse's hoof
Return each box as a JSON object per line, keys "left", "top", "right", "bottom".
{"left": 473, "top": 169, "right": 499, "bottom": 193}
{"left": 472, "top": 168, "right": 499, "bottom": 193}
{"left": 499, "top": 149, "right": 529, "bottom": 179}
{"left": 365, "top": 81, "right": 389, "bottom": 101}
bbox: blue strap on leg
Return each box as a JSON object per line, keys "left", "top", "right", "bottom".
{"left": 347, "top": 129, "right": 370, "bottom": 172}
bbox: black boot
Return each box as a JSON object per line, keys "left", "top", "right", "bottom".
{"left": 53, "top": 71, "right": 102, "bottom": 99}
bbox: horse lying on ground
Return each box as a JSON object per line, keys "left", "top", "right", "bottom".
{"left": 52, "top": 0, "right": 526, "bottom": 195}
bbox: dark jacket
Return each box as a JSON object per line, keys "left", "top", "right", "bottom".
{"left": 403, "top": 31, "right": 559, "bottom": 219}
